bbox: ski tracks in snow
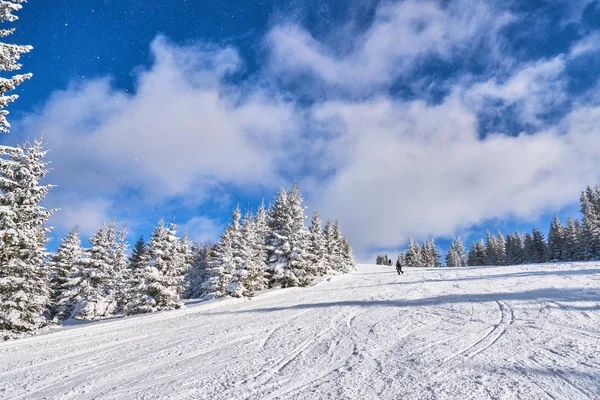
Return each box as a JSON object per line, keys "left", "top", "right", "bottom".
{"left": 1, "top": 263, "right": 600, "bottom": 399}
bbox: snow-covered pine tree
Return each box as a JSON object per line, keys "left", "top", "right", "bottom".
{"left": 0, "top": 140, "right": 55, "bottom": 338}
{"left": 323, "top": 219, "right": 342, "bottom": 273}
{"left": 580, "top": 187, "right": 600, "bottom": 260}
{"left": 266, "top": 185, "right": 310, "bottom": 287}
{"left": 112, "top": 224, "right": 130, "bottom": 313}
{"left": 420, "top": 241, "right": 433, "bottom": 267}
{"left": 340, "top": 237, "right": 355, "bottom": 271}
{"left": 0, "top": 0, "right": 32, "bottom": 134}
{"left": 485, "top": 232, "right": 498, "bottom": 266}
{"left": 548, "top": 214, "right": 565, "bottom": 262}
{"left": 231, "top": 210, "right": 269, "bottom": 297}
{"left": 523, "top": 232, "right": 534, "bottom": 264}
{"left": 511, "top": 231, "right": 525, "bottom": 265}
{"left": 468, "top": 239, "right": 487, "bottom": 266}
{"left": 306, "top": 210, "right": 326, "bottom": 276}
{"left": 183, "top": 242, "right": 211, "bottom": 299}
{"left": 467, "top": 243, "right": 478, "bottom": 266}
{"left": 129, "top": 235, "right": 146, "bottom": 271}
{"left": 495, "top": 232, "right": 507, "bottom": 266}
{"left": 404, "top": 237, "right": 420, "bottom": 267}
{"left": 452, "top": 237, "right": 467, "bottom": 267}
{"left": 445, "top": 244, "right": 459, "bottom": 267}
{"left": 562, "top": 218, "right": 583, "bottom": 261}
{"left": 48, "top": 226, "right": 83, "bottom": 321}
{"left": 64, "top": 223, "right": 118, "bottom": 320}
{"left": 177, "top": 232, "right": 195, "bottom": 298}
{"left": 531, "top": 228, "right": 548, "bottom": 263}
{"left": 331, "top": 220, "right": 349, "bottom": 273}
{"left": 202, "top": 208, "right": 242, "bottom": 298}
{"left": 126, "top": 221, "right": 186, "bottom": 314}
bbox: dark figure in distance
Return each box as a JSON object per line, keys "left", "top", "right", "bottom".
{"left": 396, "top": 259, "right": 403, "bottom": 275}
{"left": 388, "top": 259, "right": 392, "bottom": 266}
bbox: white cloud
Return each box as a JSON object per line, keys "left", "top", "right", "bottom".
{"left": 22, "top": 36, "right": 298, "bottom": 203}
{"left": 267, "top": 0, "right": 514, "bottom": 93}
{"left": 49, "top": 197, "right": 112, "bottom": 237}
{"left": 311, "top": 91, "right": 600, "bottom": 259}
{"left": 466, "top": 57, "right": 568, "bottom": 127}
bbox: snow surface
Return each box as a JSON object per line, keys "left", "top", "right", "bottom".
{"left": 1, "top": 263, "right": 600, "bottom": 399}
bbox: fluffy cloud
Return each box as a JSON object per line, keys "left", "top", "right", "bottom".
{"left": 267, "top": 0, "right": 514, "bottom": 94}
{"left": 21, "top": 36, "right": 299, "bottom": 234}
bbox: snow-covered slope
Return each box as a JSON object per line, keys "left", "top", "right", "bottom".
{"left": 1, "top": 263, "right": 599, "bottom": 399}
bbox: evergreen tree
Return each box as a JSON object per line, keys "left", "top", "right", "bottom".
{"left": 307, "top": 210, "right": 326, "bottom": 276}
{"left": 129, "top": 235, "right": 146, "bottom": 271}
{"left": 580, "top": 187, "right": 600, "bottom": 260}
{"left": 183, "top": 243, "right": 211, "bottom": 299}
{"left": 126, "top": 221, "right": 186, "bottom": 314}
{"left": 48, "top": 226, "right": 82, "bottom": 321}
{"left": 445, "top": 244, "right": 459, "bottom": 267}
{"left": 0, "top": 0, "right": 32, "bottom": 134}
{"left": 203, "top": 208, "right": 242, "bottom": 298}
{"left": 64, "top": 223, "right": 120, "bottom": 320}
{"left": 0, "top": 140, "right": 55, "bottom": 338}
{"left": 505, "top": 231, "right": 524, "bottom": 265}
{"left": 530, "top": 228, "right": 548, "bottom": 263}
{"left": 332, "top": 221, "right": 349, "bottom": 273}
{"left": 266, "top": 187, "right": 307, "bottom": 287}
{"left": 495, "top": 232, "right": 507, "bottom": 265}
{"left": 340, "top": 237, "right": 355, "bottom": 271}
{"left": 231, "top": 210, "right": 269, "bottom": 297}
{"left": 468, "top": 239, "right": 487, "bottom": 266}
{"left": 467, "top": 243, "right": 478, "bottom": 266}
{"left": 562, "top": 218, "right": 584, "bottom": 261}
{"left": 485, "top": 232, "right": 498, "bottom": 266}
{"left": 523, "top": 232, "right": 534, "bottom": 264}
{"left": 323, "top": 219, "right": 342, "bottom": 274}
{"left": 548, "top": 214, "right": 565, "bottom": 262}
{"left": 404, "top": 237, "right": 421, "bottom": 267}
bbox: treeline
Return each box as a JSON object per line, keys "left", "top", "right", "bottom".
{"left": 467, "top": 185, "right": 600, "bottom": 266}
{"left": 382, "top": 185, "right": 600, "bottom": 268}
{"left": 2, "top": 177, "right": 355, "bottom": 339}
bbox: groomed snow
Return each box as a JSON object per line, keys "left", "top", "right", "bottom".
{"left": 1, "top": 263, "right": 599, "bottom": 399}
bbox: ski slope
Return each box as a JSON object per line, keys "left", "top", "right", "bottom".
{"left": 1, "top": 263, "right": 599, "bottom": 399}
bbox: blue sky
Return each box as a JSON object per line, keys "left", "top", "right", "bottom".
{"left": 3, "top": 0, "right": 600, "bottom": 261}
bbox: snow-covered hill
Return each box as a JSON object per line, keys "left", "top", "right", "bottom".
{"left": 1, "top": 263, "right": 599, "bottom": 399}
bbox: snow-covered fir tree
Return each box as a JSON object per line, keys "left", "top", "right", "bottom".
{"left": 505, "top": 232, "right": 524, "bottom": 265}
{"left": 231, "top": 210, "right": 269, "bottom": 297}
{"left": 467, "top": 239, "right": 487, "bottom": 266}
{"left": 129, "top": 235, "right": 146, "bottom": 271}
{"left": 0, "top": 141, "right": 54, "bottom": 338}
{"left": 580, "top": 187, "right": 600, "bottom": 260}
{"left": 266, "top": 185, "right": 310, "bottom": 287}
{"left": 323, "top": 219, "right": 343, "bottom": 273}
{"left": 48, "top": 226, "right": 82, "bottom": 321}
{"left": 495, "top": 232, "right": 507, "bottom": 265}
{"left": 0, "top": 0, "right": 32, "bottom": 134}
{"left": 531, "top": 228, "right": 548, "bottom": 263}
{"left": 202, "top": 208, "right": 242, "bottom": 298}
{"left": 183, "top": 243, "right": 211, "bottom": 299}
{"left": 446, "top": 237, "right": 467, "bottom": 267}
{"left": 548, "top": 214, "right": 565, "bottom": 262}
{"left": 61, "top": 223, "right": 119, "bottom": 320}
{"left": 306, "top": 210, "right": 326, "bottom": 276}
{"left": 445, "top": 244, "right": 460, "bottom": 267}
{"left": 126, "top": 221, "right": 186, "bottom": 314}
{"left": 562, "top": 218, "right": 584, "bottom": 261}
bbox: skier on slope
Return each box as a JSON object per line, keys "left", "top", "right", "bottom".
{"left": 396, "top": 259, "right": 404, "bottom": 275}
